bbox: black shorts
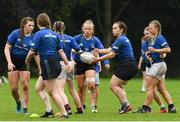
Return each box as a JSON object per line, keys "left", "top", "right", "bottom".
{"left": 114, "top": 60, "right": 137, "bottom": 81}
{"left": 75, "top": 62, "right": 96, "bottom": 75}
{"left": 10, "top": 55, "right": 30, "bottom": 71}
{"left": 40, "top": 57, "right": 61, "bottom": 80}
{"left": 141, "top": 60, "right": 146, "bottom": 71}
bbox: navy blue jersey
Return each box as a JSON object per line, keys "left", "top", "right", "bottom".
{"left": 111, "top": 35, "right": 135, "bottom": 61}
{"left": 7, "top": 29, "right": 33, "bottom": 58}
{"left": 141, "top": 40, "right": 151, "bottom": 67}
{"left": 58, "top": 34, "right": 81, "bottom": 61}
{"left": 144, "top": 34, "right": 169, "bottom": 63}
{"left": 95, "top": 40, "right": 110, "bottom": 72}
{"left": 74, "top": 34, "right": 109, "bottom": 64}
{"left": 31, "top": 28, "right": 62, "bottom": 60}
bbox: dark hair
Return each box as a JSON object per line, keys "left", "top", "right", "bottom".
{"left": 53, "top": 21, "right": 65, "bottom": 34}
{"left": 36, "top": 13, "right": 51, "bottom": 29}
{"left": 20, "top": 17, "right": 34, "bottom": 39}
{"left": 114, "top": 21, "right": 127, "bottom": 35}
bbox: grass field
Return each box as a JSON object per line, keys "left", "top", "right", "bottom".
{"left": 0, "top": 77, "right": 179, "bottom": 121}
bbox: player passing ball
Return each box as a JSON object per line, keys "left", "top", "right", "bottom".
{"left": 92, "top": 21, "right": 137, "bottom": 114}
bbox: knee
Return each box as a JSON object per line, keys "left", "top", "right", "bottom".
{"left": 87, "top": 81, "right": 95, "bottom": 90}
{"left": 11, "top": 88, "right": 18, "bottom": 94}
{"left": 22, "top": 82, "right": 29, "bottom": 91}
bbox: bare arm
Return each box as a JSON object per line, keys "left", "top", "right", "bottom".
{"left": 138, "top": 56, "right": 143, "bottom": 70}
{"left": 95, "top": 52, "right": 116, "bottom": 63}
{"left": 34, "top": 54, "right": 41, "bottom": 75}
{"left": 98, "top": 47, "right": 112, "bottom": 54}
{"left": 25, "top": 50, "right": 35, "bottom": 64}
{"left": 4, "top": 43, "right": 15, "bottom": 71}
{"left": 148, "top": 47, "right": 171, "bottom": 53}
{"left": 58, "top": 49, "right": 68, "bottom": 65}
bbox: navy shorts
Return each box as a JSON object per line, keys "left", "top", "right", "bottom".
{"left": 10, "top": 55, "right": 30, "bottom": 71}
{"left": 114, "top": 60, "right": 137, "bottom": 81}
{"left": 141, "top": 60, "right": 146, "bottom": 71}
{"left": 40, "top": 57, "right": 61, "bottom": 80}
{"left": 75, "top": 62, "right": 96, "bottom": 75}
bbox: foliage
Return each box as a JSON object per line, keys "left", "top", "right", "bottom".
{"left": 0, "top": 0, "right": 180, "bottom": 77}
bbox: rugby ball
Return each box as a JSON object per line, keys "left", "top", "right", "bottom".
{"left": 80, "top": 52, "right": 95, "bottom": 64}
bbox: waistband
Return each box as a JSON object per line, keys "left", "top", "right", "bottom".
{"left": 152, "top": 59, "right": 164, "bottom": 64}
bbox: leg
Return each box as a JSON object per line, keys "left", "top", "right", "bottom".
{"left": 157, "top": 80, "right": 176, "bottom": 113}
{"left": 76, "top": 74, "right": 85, "bottom": 106}
{"left": 57, "top": 78, "right": 71, "bottom": 114}
{"left": 109, "top": 75, "right": 132, "bottom": 113}
{"left": 44, "top": 79, "right": 68, "bottom": 116}
{"left": 8, "top": 71, "right": 21, "bottom": 112}
{"left": 67, "top": 79, "right": 82, "bottom": 113}
{"left": 141, "top": 71, "right": 146, "bottom": 92}
{"left": 35, "top": 76, "right": 52, "bottom": 114}
{"left": 19, "top": 71, "right": 30, "bottom": 113}
{"left": 144, "top": 76, "right": 159, "bottom": 106}
{"left": 109, "top": 75, "right": 128, "bottom": 104}
{"left": 85, "top": 70, "right": 96, "bottom": 111}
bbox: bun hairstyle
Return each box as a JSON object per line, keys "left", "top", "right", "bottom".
{"left": 20, "top": 17, "right": 34, "bottom": 39}
{"left": 81, "top": 19, "right": 94, "bottom": 34}
{"left": 149, "top": 20, "right": 161, "bottom": 35}
{"left": 53, "top": 21, "right": 65, "bottom": 34}
{"left": 36, "top": 13, "right": 51, "bottom": 29}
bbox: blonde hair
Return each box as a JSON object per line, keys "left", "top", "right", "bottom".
{"left": 149, "top": 20, "right": 161, "bottom": 35}
{"left": 81, "top": 20, "right": 94, "bottom": 34}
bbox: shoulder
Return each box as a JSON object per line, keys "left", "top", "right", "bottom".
{"left": 92, "top": 36, "right": 101, "bottom": 42}
{"left": 156, "top": 34, "right": 166, "bottom": 41}
{"left": 73, "top": 34, "right": 82, "bottom": 39}
{"left": 9, "top": 29, "right": 20, "bottom": 36}
{"left": 64, "top": 34, "right": 73, "bottom": 39}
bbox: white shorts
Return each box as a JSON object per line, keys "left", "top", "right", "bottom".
{"left": 147, "top": 62, "right": 167, "bottom": 81}
{"left": 58, "top": 61, "right": 75, "bottom": 81}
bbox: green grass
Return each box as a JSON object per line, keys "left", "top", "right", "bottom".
{"left": 0, "top": 78, "right": 179, "bottom": 121}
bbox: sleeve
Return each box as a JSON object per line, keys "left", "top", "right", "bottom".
{"left": 158, "top": 36, "right": 169, "bottom": 48}
{"left": 71, "top": 37, "right": 81, "bottom": 52}
{"left": 57, "top": 35, "right": 63, "bottom": 50}
{"left": 7, "top": 30, "right": 18, "bottom": 46}
{"left": 30, "top": 32, "right": 41, "bottom": 52}
{"left": 96, "top": 38, "right": 110, "bottom": 65}
{"left": 111, "top": 39, "right": 123, "bottom": 53}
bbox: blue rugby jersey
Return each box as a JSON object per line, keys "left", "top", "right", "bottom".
{"left": 142, "top": 40, "right": 151, "bottom": 67}
{"left": 73, "top": 34, "right": 109, "bottom": 64}
{"left": 146, "top": 34, "right": 169, "bottom": 62}
{"left": 31, "top": 28, "right": 62, "bottom": 60}
{"left": 7, "top": 29, "right": 33, "bottom": 58}
{"left": 111, "top": 35, "right": 135, "bottom": 61}
{"left": 95, "top": 39, "right": 110, "bottom": 72}
{"left": 58, "top": 34, "right": 81, "bottom": 61}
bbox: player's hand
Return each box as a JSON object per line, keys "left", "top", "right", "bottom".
{"left": 91, "top": 57, "right": 99, "bottom": 64}
{"left": 8, "top": 62, "right": 15, "bottom": 71}
{"left": 105, "top": 64, "right": 110, "bottom": 71}
{"left": 148, "top": 47, "right": 156, "bottom": 52}
{"left": 65, "top": 64, "right": 72, "bottom": 73}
